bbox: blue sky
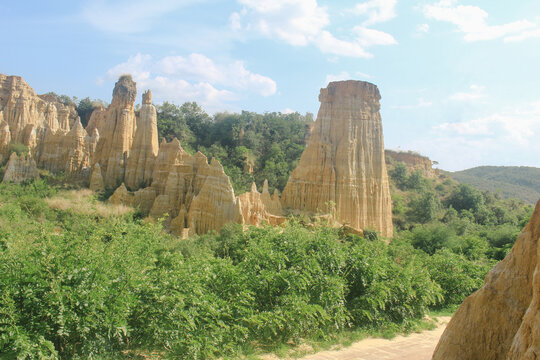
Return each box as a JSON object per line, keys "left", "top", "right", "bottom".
{"left": 2, "top": 0, "right": 540, "bottom": 171}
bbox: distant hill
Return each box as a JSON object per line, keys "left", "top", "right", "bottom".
{"left": 448, "top": 166, "right": 540, "bottom": 204}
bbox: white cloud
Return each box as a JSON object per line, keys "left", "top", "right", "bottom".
{"left": 504, "top": 28, "right": 540, "bottom": 43}
{"left": 101, "top": 53, "right": 276, "bottom": 112}
{"left": 232, "top": 0, "right": 329, "bottom": 46}
{"left": 316, "top": 31, "right": 373, "bottom": 58}
{"left": 417, "top": 23, "right": 430, "bottom": 33}
{"left": 81, "top": 0, "right": 197, "bottom": 33}
{"left": 356, "top": 71, "right": 373, "bottom": 79}
{"left": 231, "top": 0, "right": 397, "bottom": 58}
{"left": 282, "top": 108, "right": 296, "bottom": 114}
{"left": 353, "top": 26, "right": 398, "bottom": 47}
{"left": 436, "top": 102, "right": 540, "bottom": 146}
{"left": 449, "top": 84, "right": 486, "bottom": 102}
{"left": 423, "top": 0, "right": 536, "bottom": 42}
{"left": 410, "top": 102, "right": 540, "bottom": 170}
{"left": 391, "top": 98, "right": 433, "bottom": 109}
{"left": 354, "top": 0, "right": 397, "bottom": 26}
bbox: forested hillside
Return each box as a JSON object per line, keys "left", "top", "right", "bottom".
{"left": 449, "top": 166, "right": 540, "bottom": 204}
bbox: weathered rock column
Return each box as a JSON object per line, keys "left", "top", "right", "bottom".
{"left": 92, "top": 75, "right": 137, "bottom": 189}
{"left": 125, "top": 90, "right": 159, "bottom": 190}
{"left": 281, "top": 80, "right": 393, "bottom": 237}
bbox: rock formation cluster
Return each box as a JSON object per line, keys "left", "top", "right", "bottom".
{"left": 432, "top": 199, "right": 540, "bottom": 360}
{"left": 0, "top": 74, "right": 78, "bottom": 165}
{"left": 281, "top": 80, "right": 393, "bottom": 237}
{"left": 0, "top": 75, "right": 393, "bottom": 237}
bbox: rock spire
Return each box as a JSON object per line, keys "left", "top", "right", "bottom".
{"left": 92, "top": 75, "right": 137, "bottom": 188}
{"left": 281, "top": 80, "right": 393, "bottom": 237}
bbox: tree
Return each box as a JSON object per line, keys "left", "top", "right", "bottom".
{"left": 409, "top": 192, "right": 441, "bottom": 223}
{"left": 390, "top": 163, "right": 408, "bottom": 189}
{"left": 445, "top": 184, "right": 484, "bottom": 212}
{"left": 76, "top": 97, "right": 95, "bottom": 127}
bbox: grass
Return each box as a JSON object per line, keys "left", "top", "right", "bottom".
{"left": 46, "top": 188, "right": 133, "bottom": 217}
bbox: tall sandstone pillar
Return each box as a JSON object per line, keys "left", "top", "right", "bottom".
{"left": 124, "top": 90, "right": 159, "bottom": 190}
{"left": 281, "top": 80, "right": 393, "bottom": 237}
{"left": 92, "top": 75, "right": 137, "bottom": 189}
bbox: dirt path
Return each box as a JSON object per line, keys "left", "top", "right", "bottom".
{"left": 297, "top": 317, "right": 450, "bottom": 360}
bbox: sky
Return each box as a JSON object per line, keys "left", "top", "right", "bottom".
{"left": 2, "top": 0, "right": 540, "bottom": 171}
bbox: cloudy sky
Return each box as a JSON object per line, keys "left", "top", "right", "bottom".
{"left": 2, "top": 0, "right": 540, "bottom": 171}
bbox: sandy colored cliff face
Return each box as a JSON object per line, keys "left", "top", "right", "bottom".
{"left": 281, "top": 80, "right": 393, "bottom": 237}
{"left": 0, "top": 74, "right": 78, "bottom": 160}
{"left": 432, "top": 199, "right": 540, "bottom": 360}
{"left": 3, "top": 152, "right": 39, "bottom": 183}
{"left": 237, "top": 180, "right": 286, "bottom": 227}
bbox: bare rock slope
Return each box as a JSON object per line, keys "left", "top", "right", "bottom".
{"left": 432, "top": 199, "right": 540, "bottom": 360}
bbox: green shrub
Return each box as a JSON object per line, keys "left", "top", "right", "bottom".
{"left": 424, "top": 249, "right": 494, "bottom": 307}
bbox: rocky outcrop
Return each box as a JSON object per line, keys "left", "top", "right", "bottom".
{"left": 124, "top": 90, "right": 158, "bottom": 190}
{"left": 109, "top": 183, "right": 156, "bottom": 215}
{"left": 0, "top": 74, "right": 77, "bottom": 150}
{"left": 35, "top": 118, "right": 98, "bottom": 178}
{"left": 114, "top": 141, "right": 242, "bottom": 236}
{"left": 3, "top": 152, "right": 39, "bottom": 183}
{"left": 432, "top": 200, "right": 540, "bottom": 360}
{"left": 281, "top": 80, "right": 393, "bottom": 237}
{"left": 92, "top": 75, "right": 137, "bottom": 189}
{"left": 237, "top": 180, "right": 285, "bottom": 226}
{"left": 385, "top": 150, "right": 438, "bottom": 179}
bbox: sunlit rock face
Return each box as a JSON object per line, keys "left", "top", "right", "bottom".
{"left": 92, "top": 75, "right": 137, "bottom": 189}
{"left": 281, "top": 80, "right": 393, "bottom": 237}
{"left": 35, "top": 118, "right": 98, "bottom": 178}
{"left": 0, "top": 74, "right": 77, "bottom": 160}
{"left": 433, "top": 199, "right": 540, "bottom": 360}
{"left": 124, "top": 90, "right": 159, "bottom": 190}
{"left": 237, "top": 180, "right": 286, "bottom": 227}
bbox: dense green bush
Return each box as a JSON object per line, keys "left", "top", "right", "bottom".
{"left": 0, "top": 181, "right": 457, "bottom": 359}
{"left": 0, "top": 168, "right": 533, "bottom": 359}
{"left": 424, "top": 249, "right": 494, "bottom": 308}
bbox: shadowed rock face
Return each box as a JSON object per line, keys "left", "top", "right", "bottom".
{"left": 281, "top": 80, "right": 393, "bottom": 237}
{"left": 111, "top": 75, "right": 137, "bottom": 108}
{"left": 432, "top": 199, "right": 540, "bottom": 360}
{"left": 3, "top": 152, "right": 39, "bottom": 183}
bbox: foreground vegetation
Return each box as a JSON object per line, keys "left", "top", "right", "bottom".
{"left": 0, "top": 100, "right": 534, "bottom": 359}
{"left": 1, "top": 178, "right": 521, "bottom": 359}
